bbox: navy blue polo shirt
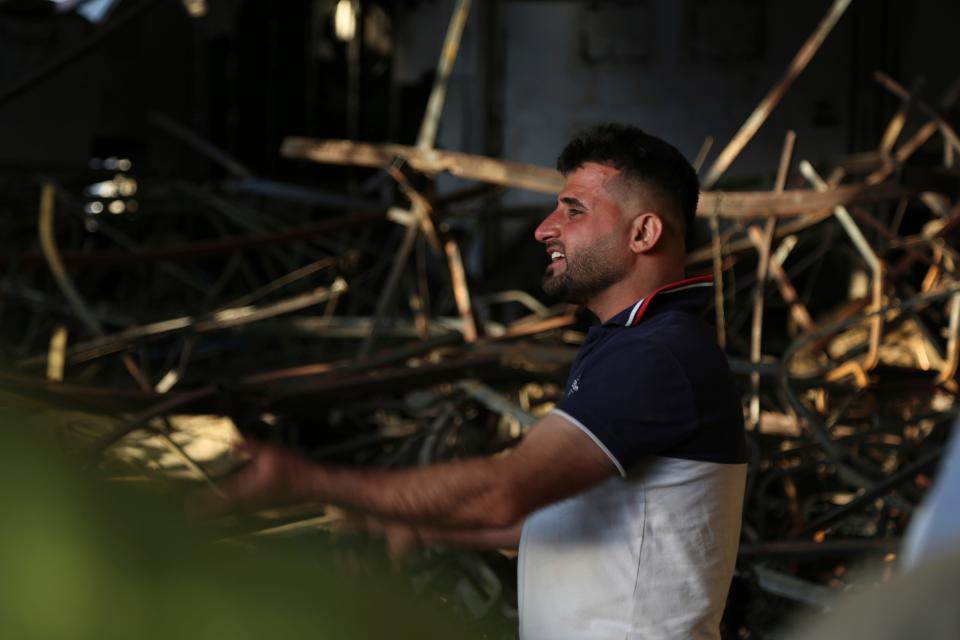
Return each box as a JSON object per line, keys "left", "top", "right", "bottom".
{"left": 554, "top": 275, "right": 746, "bottom": 476}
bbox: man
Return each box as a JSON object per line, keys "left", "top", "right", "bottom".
{"left": 197, "top": 124, "right": 747, "bottom": 639}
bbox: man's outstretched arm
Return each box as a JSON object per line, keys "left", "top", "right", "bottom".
{"left": 195, "top": 412, "right": 617, "bottom": 531}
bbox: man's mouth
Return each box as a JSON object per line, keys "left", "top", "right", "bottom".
{"left": 546, "top": 244, "right": 566, "bottom": 262}
{"left": 544, "top": 248, "right": 566, "bottom": 278}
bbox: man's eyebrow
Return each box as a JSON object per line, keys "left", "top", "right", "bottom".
{"left": 559, "top": 196, "right": 588, "bottom": 209}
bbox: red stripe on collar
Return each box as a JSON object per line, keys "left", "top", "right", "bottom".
{"left": 629, "top": 274, "right": 714, "bottom": 327}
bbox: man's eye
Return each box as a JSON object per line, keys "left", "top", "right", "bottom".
{"left": 569, "top": 209, "right": 584, "bottom": 216}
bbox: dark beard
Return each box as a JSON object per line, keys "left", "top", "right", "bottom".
{"left": 542, "top": 241, "right": 628, "bottom": 304}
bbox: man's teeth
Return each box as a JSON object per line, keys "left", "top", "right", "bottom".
{"left": 550, "top": 252, "right": 565, "bottom": 261}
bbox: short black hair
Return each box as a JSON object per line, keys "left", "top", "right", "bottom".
{"left": 556, "top": 123, "right": 699, "bottom": 230}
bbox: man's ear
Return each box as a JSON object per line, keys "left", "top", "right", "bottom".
{"left": 629, "top": 213, "right": 663, "bottom": 254}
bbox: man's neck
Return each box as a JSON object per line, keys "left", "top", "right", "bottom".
{"left": 587, "top": 266, "right": 686, "bottom": 324}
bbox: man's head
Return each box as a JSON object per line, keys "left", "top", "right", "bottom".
{"left": 556, "top": 124, "right": 699, "bottom": 235}
{"left": 534, "top": 124, "right": 699, "bottom": 313}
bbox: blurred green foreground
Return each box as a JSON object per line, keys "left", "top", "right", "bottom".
{"left": 0, "top": 400, "right": 474, "bottom": 640}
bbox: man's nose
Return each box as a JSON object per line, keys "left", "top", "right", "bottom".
{"left": 534, "top": 209, "right": 560, "bottom": 243}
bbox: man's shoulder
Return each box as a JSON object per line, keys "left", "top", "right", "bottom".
{"left": 638, "top": 307, "right": 717, "bottom": 340}
{"left": 637, "top": 310, "right": 728, "bottom": 365}
{"left": 596, "top": 309, "right": 723, "bottom": 367}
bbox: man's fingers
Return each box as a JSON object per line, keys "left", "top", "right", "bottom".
{"left": 184, "top": 484, "right": 234, "bottom": 518}
{"left": 385, "top": 523, "right": 420, "bottom": 564}
{"left": 184, "top": 463, "right": 256, "bottom": 518}
{"left": 184, "top": 443, "right": 298, "bottom": 518}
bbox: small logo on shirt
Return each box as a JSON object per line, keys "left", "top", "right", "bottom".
{"left": 569, "top": 377, "right": 580, "bottom": 395}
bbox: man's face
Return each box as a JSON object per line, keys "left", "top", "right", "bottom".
{"left": 533, "top": 163, "right": 632, "bottom": 304}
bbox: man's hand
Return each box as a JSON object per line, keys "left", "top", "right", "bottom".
{"left": 361, "top": 515, "right": 421, "bottom": 563}
{"left": 361, "top": 515, "right": 524, "bottom": 560}
{"left": 188, "top": 441, "right": 314, "bottom": 517}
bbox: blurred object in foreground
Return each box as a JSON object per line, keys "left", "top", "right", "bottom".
{"left": 787, "top": 549, "right": 960, "bottom": 640}
{"left": 901, "top": 423, "right": 960, "bottom": 570}
{"left": 0, "top": 403, "right": 472, "bottom": 640}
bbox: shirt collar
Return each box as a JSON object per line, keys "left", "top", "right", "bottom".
{"left": 604, "top": 275, "right": 714, "bottom": 327}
